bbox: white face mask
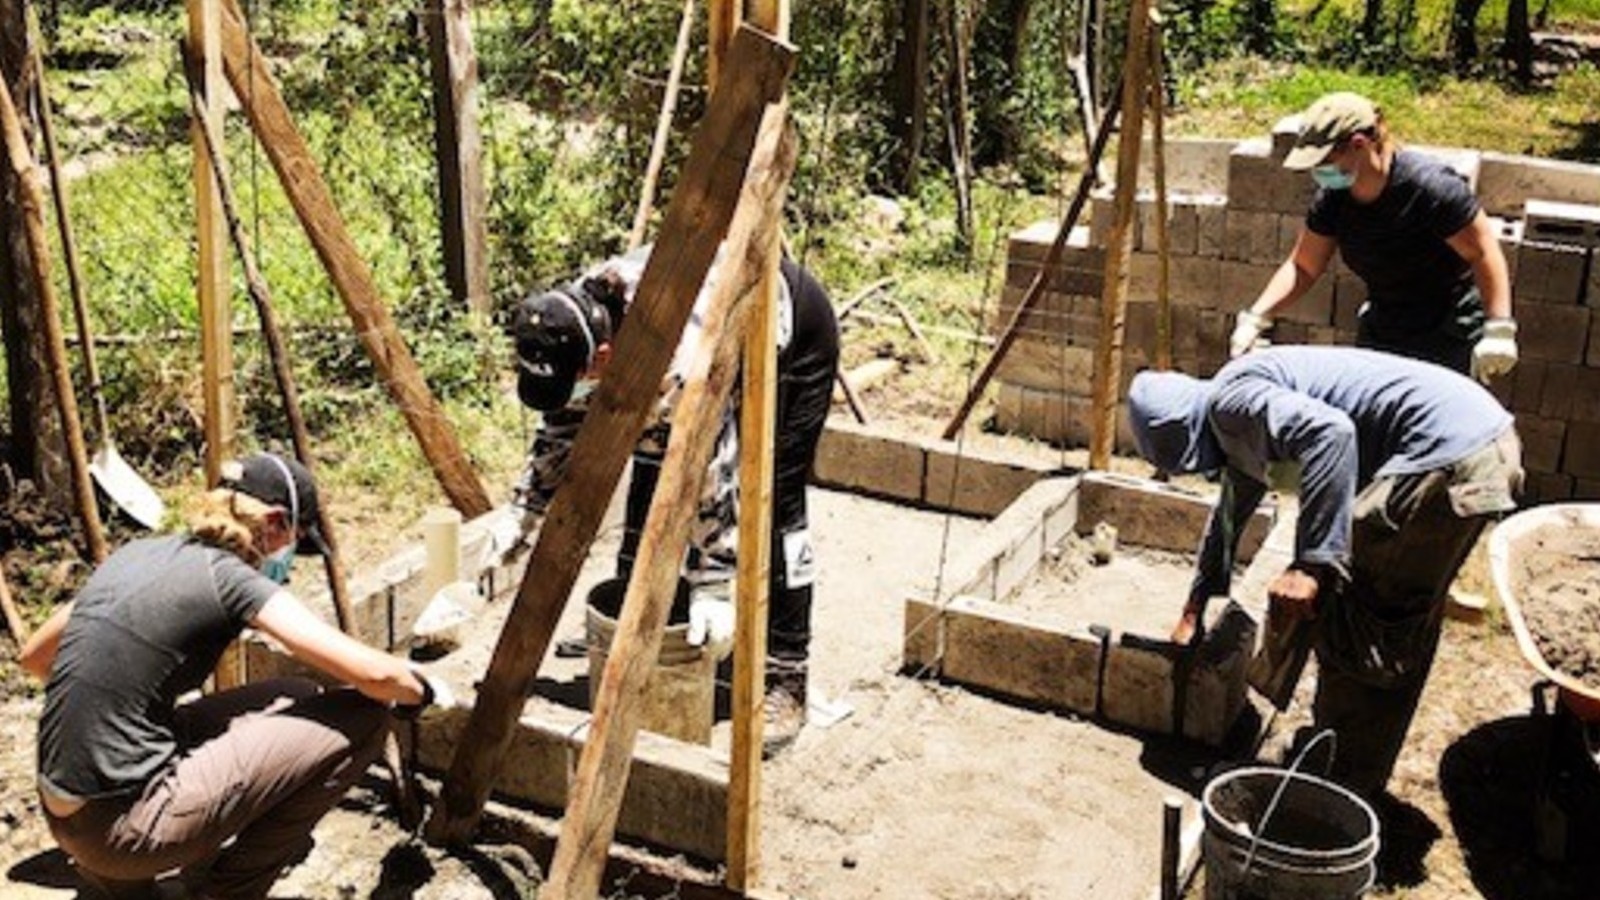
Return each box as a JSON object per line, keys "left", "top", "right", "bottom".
{"left": 569, "top": 378, "right": 598, "bottom": 404}
{"left": 261, "top": 543, "right": 295, "bottom": 584}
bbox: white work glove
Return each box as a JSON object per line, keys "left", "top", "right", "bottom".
{"left": 1472, "top": 318, "right": 1519, "bottom": 384}
{"left": 1230, "top": 309, "right": 1272, "bottom": 358}
{"left": 491, "top": 509, "right": 540, "bottom": 567}
{"left": 686, "top": 583, "right": 736, "bottom": 662}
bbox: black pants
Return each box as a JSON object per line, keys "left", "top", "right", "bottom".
{"left": 619, "top": 260, "right": 839, "bottom": 670}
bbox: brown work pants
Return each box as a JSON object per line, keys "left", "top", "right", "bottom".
{"left": 1312, "top": 428, "right": 1523, "bottom": 799}
{"left": 44, "top": 677, "right": 391, "bottom": 900}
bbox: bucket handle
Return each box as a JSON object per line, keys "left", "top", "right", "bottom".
{"left": 1241, "top": 728, "right": 1338, "bottom": 874}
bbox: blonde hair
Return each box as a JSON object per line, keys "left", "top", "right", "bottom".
{"left": 187, "top": 488, "right": 275, "bottom": 565}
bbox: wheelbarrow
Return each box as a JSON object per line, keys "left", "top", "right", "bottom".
{"left": 1489, "top": 502, "right": 1600, "bottom": 727}
{"left": 1488, "top": 502, "right": 1600, "bottom": 860}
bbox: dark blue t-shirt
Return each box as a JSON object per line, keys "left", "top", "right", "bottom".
{"left": 1307, "top": 149, "right": 1481, "bottom": 343}
{"left": 38, "top": 535, "right": 279, "bottom": 800}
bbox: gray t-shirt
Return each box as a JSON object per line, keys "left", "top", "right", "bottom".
{"left": 38, "top": 534, "right": 278, "bottom": 800}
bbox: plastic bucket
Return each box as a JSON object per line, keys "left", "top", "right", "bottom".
{"left": 585, "top": 577, "right": 714, "bottom": 745}
{"left": 1201, "top": 766, "right": 1380, "bottom": 900}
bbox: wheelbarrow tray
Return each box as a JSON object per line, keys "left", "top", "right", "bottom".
{"left": 1489, "top": 503, "right": 1600, "bottom": 721}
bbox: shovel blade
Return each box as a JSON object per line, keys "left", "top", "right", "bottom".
{"left": 90, "top": 443, "right": 167, "bottom": 530}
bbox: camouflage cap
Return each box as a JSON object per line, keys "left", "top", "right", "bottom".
{"left": 1282, "top": 92, "right": 1380, "bottom": 170}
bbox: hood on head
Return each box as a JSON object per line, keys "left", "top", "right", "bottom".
{"left": 1127, "top": 370, "right": 1223, "bottom": 474}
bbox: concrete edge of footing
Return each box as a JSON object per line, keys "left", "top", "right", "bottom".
{"left": 814, "top": 419, "right": 1062, "bottom": 518}
{"left": 902, "top": 471, "right": 1276, "bottom": 746}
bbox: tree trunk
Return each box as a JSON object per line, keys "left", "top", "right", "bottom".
{"left": 973, "top": 0, "right": 1031, "bottom": 167}
{"left": 1504, "top": 0, "right": 1533, "bottom": 84}
{"left": 1449, "top": 0, "right": 1486, "bottom": 70}
{"left": 0, "top": 0, "right": 67, "bottom": 501}
{"left": 886, "top": 0, "right": 930, "bottom": 193}
{"left": 1359, "top": 0, "right": 1382, "bottom": 45}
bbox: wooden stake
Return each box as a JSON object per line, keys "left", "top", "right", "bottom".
{"left": 429, "top": 25, "right": 795, "bottom": 846}
{"left": 941, "top": 73, "right": 1122, "bottom": 440}
{"left": 1160, "top": 797, "right": 1181, "bottom": 900}
{"left": 190, "top": 0, "right": 235, "bottom": 486}
{"left": 0, "top": 566, "right": 27, "bottom": 645}
{"left": 1149, "top": 14, "right": 1172, "bottom": 371}
{"left": 426, "top": 0, "right": 489, "bottom": 315}
{"left": 538, "top": 103, "right": 797, "bottom": 900}
{"left": 1088, "top": 0, "right": 1154, "bottom": 471}
{"left": 181, "top": 47, "right": 355, "bottom": 636}
{"left": 211, "top": 0, "right": 491, "bottom": 518}
{"left": 835, "top": 366, "right": 870, "bottom": 424}
{"left": 0, "top": 68, "right": 107, "bottom": 564}
{"left": 629, "top": 0, "right": 695, "bottom": 251}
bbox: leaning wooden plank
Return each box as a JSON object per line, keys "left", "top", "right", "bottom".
{"left": 210, "top": 0, "right": 491, "bottom": 518}
{"left": 0, "top": 68, "right": 107, "bottom": 563}
{"left": 429, "top": 24, "right": 796, "bottom": 845}
{"left": 541, "top": 99, "right": 798, "bottom": 900}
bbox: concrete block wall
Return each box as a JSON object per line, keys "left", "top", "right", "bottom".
{"left": 995, "top": 129, "right": 1600, "bottom": 503}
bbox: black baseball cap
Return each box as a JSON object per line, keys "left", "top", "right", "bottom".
{"left": 512, "top": 286, "right": 611, "bottom": 411}
{"left": 220, "top": 452, "right": 330, "bottom": 556}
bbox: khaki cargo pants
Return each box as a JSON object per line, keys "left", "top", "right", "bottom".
{"left": 43, "top": 678, "right": 391, "bottom": 899}
{"left": 1313, "top": 427, "right": 1523, "bottom": 799}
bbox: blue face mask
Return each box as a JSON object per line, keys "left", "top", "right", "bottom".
{"left": 261, "top": 544, "right": 295, "bottom": 585}
{"left": 1311, "top": 164, "right": 1355, "bottom": 191}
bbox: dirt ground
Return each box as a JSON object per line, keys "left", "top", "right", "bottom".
{"left": 6, "top": 404, "right": 1600, "bottom": 899}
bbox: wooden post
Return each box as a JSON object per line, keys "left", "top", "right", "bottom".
{"left": 211, "top": 0, "right": 492, "bottom": 518}
{"left": 1160, "top": 797, "right": 1182, "bottom": 900}
{"left": 1149, "top": 15, "right": 1171, "bottom": 371}
{"left": 628, "top": 0, "right": 695, "bottom": 251}
{"left": 940, "top": 74, "right": 1121, "bottom": 440}
{"left": 182, "top": 53, "right": 356, "bottom": 635}
{"left": 706, "top": 0, "right": 740, "bottom": 88}
{"left": 0, "top": 67, "right": 107, "bottom": 564}
{"left": 1088, "top": 0, "right": 1153, "bottom": 471}
{"left": 539, "top": 102, "right": 797, "bottom": 900}
{"left": 0, "top": 565, "right": 27, "bottom": 644}
{"left": 428, "top": 25, "right": 795, "bottom": 846}
{"left": 426, "top": 0, "right": 489, "bottom": 316}
{"left": 727, "top": 2, "right": 789, "bottom": 890}
{"left": 188, "top": 0, "right": 233, "bottom": 487}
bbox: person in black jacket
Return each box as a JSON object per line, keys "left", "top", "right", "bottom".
{"left": 508, "top": 245, "right": 839, "bottom": 754}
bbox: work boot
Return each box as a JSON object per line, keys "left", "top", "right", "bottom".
{"left": 762, "top": 661, "right": 808, "bottom": 759}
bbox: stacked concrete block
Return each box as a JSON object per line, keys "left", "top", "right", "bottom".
{"left": 1478, "top": 152, "right": 1600, "bottom": 219}
{"left": 1503, "top": 198, "right": 1600, "bottom": 502}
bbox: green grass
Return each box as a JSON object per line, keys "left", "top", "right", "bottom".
{"left": 1171, "top": 59, "right": 1600, "bottom": 161}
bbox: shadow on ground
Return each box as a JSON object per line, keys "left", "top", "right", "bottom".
{"left": 1441, "top": 712, "right": 1600, "bottom": 900}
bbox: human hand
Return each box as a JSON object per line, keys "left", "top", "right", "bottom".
{"left": 396, "top": 669, "right": 456, "bottom": 718}
{"left": 491, "top": 511, "right": 540, "bottom": 567}
{"left": 1170, "top": 601, "right": 1204, "bottom": 645}
{"left": 1267, "top": 568, "right": 1321, "bottom": 624}
{"left": 1472, "top": 318, "right": 1518, "bottom": 383}
{"left": 686, "top": 583, "right": 736, "bottom": 662}
{"left": 1230, "top": 310, "right": 1272, "bottom": 358}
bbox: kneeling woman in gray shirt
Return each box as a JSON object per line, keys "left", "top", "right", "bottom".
{"left": 21, "top": 452, "right": 445, "bottom": 899}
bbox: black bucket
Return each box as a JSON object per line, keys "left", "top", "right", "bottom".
{"left": 1201, "top": 766, "right": 1379, "bottom": 900}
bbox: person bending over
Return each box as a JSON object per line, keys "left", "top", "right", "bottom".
{"left": 1128, "top": 347, "right": 1522, "bottom": 798}
{"left": 508, "top": 245, "right": 839, "bottom": 753}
